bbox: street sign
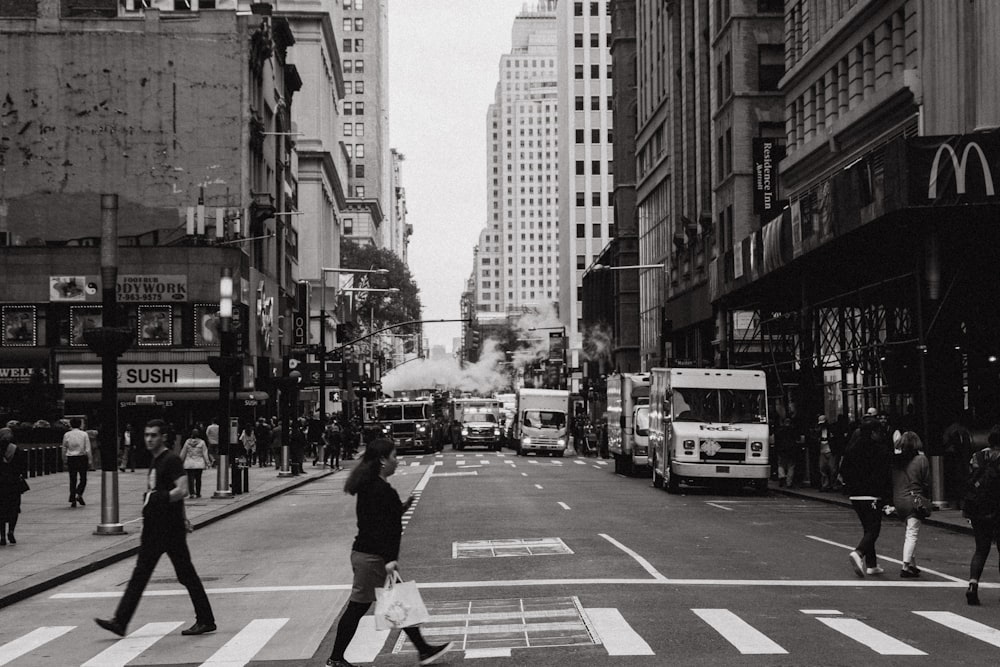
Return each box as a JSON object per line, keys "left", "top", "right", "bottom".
{"left": 302, "top": 362, "right": 343, "bottom": 387}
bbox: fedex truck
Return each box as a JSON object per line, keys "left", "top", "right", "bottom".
{"left": 649, "top": 368, "right": 769, "bottom": 494}
{"left": 606, "top": 372, "right": 651, "bottom": 476}
{"left": 514, "top": 388, "right": 570, "bottom": 457}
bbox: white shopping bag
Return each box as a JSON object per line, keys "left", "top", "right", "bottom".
{"left": 374, "top": 571, "right": 430, "bottom": 630}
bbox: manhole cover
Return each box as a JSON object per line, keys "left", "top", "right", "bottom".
{"left": 392, "top": 596, "right": 598, "bottom": 654}
{"left": 452, "top": 537, "right": 572, "bottom": 558}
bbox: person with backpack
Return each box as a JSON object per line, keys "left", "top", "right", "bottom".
{"left": 963, "top": 425, "right": 1000, "bottom": 605}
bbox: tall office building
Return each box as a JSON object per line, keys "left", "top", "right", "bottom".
{"left": 471, "top": 2, "right": 559, "bottom": 318}
{"left": 557, "top": 0, "right": 615, "bottom": 371}
{"left": 337, "top": 0, "right": 390, "bottom": 247}
{"left": 386, "top": 148, "right": 411, "bottom": 265}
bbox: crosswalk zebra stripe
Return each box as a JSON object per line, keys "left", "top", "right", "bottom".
{"left": 574, "top": 460, "right": 586, "bottom": 465}
{"left": 0, "top": 626, "right": 75, "bottom": 666}
{"left": 344, "top": 616, "right": 391, "bottom": 663}
{"left": 915, "top": 611, "right": 1000, "bottom": 648}
{"left": 816, "top": 617, "right": 925, "bottom": 655}
{"left": 82, "top": 622, "right": 183, "bottom": 667}
{"left": 200, "top": 618, "right": 289, "bottom": 666}
{"left": 692, "top": 609, "right": 787, "bottom": 654}
{"left": 585, "top": 608, "right": 654, "bottom": 655}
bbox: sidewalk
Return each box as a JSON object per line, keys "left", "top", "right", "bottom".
{"left": 0, "top": 461, "right": 338, "bottom": 609}
{"left": 771, "top": 480, "right": 973, "bottom": 535}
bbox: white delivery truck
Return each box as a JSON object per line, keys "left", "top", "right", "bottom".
{"left": 514, "top": 388, "right": 571, "bottom": 457}
{"left": 649, "top": 368, "right": 769, "bottom": 494}
{"left": 605, "top": 372, "right": 651, "bottom": 476}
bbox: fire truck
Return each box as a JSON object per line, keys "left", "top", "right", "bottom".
{"left": 373, "top": 397, "right": 435, "bottom": 454}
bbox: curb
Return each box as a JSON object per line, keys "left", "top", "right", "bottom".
{"left": 0, "top": 470, "right": 335, "bottom": 610}
{"left": 772, "top": 486, "right": 973, "bottom": 536}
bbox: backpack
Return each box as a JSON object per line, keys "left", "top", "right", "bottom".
{"left": 963, "top": 449, "right": 1000, "bottom": 519}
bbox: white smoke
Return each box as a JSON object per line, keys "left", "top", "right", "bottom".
{"left": 582, "top": 322, "right": 613, "bottom": 364}
{"left": 382, "top": 339, "right": 511, "bottom": 396}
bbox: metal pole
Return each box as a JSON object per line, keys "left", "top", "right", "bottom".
{"left": 95, "top": 194, "right": 124, "bottom": 535}
{"left": 278, "top": 383, "right": 293, "bottom": 477}
{"left": 213, "top": 268, "right": 234, "bottom": 498}
{"left": 319, "top": 275, "right": 327, "bottom": 423}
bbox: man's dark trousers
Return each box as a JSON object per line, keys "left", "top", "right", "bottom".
{"left": 67, "top": 455, "right": 88, "bottom": 501}
{"left": 114, "top": 525, "right": 215, "bottom": 626}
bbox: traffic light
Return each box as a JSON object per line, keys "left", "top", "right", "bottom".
{"left": 470, "top": 330, "right": 481, "bottom": 348}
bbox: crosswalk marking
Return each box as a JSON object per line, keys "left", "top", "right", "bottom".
{"left": 816, "top": 617, "right": 925, "bottom": 655}
{"left": 574, "top": 460, "right": 586, "bottom": 465}
{"left": 345, "top": 617, "right": 391, "bottom": 663}
{"left": 0, "top": 626, "right": 75, "bottom": 666}
{"left": 82, "top": 621, "right": 183, "bottom": 667}
{"left": 200, "top": 618, "right": 289, "bottom": 666}
{"left": 693, "top": 609, "right": 787, "bottom": 654}
{"left": 586, "top": 608, "right": 654, "bottom": 655}
{"left": 558, "top": 502, "right": 571, "bottom": 510}
{"left": 915, "top": 611, "right": 1000, "bottom": 648}
{"left": 465, "top": 647, "right": 512, "bottom": 658}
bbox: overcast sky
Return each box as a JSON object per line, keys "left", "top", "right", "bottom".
{"left": 388, "top": 1, "right": 527, "bottom": 353}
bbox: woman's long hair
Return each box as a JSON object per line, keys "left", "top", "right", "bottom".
{"left": 344, "top": 438, "right": 395, "bottom": 495}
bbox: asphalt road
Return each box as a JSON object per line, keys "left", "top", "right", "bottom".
{"left": 0, "top": 448, "right": 997, "bottom": 666}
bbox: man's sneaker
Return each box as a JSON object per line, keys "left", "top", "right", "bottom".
{"left": 419, "top": 641, "right": 454, "bottom": 665}
{"left": 326, "top": 659, "right": 356, "bottom": 667}
{"left": 866, "top": 566, "right": 885, "bottom": 575}
{"left": 95, "top": 617, "right": 126, "bottom": 637}
{"left": 848, "top": 550, "right": 865, "bottom": 578}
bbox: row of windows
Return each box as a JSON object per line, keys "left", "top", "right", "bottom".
{"left": 342, "top": 123, "right": 365, "bottom": 137}
{"left": 342, "top": 38, "right": 364, "bottom": 54}
{"left": 574, "top": 192, "right": 614, "bottom": 207}
{"left": 575, "top": 223, "right": 614, "bottom": 238}
{"left": 344, "top": 80, "right": 365, "bottom": 95}
{"left": 342, "top": 18, "right": 364, "bottom": 32}
{"left": 574, "top": 160, "right": 612, "bottom": 175}
{"left": 575, "top": 96, "right": 613, "bottom": 111}
{"left": 574, "top": 32, "right": 602, "bottom": 48}
{"left": 575, "top": 128, "right": 614, "bottom": 144}
{"left": 574, "top": 1, "right": 607, "bottom": 17}
{"left": 343, "top": 60, "right": 365, "bottom": 74}
{"left": 342, "top": 0, "right": 363, "bottom": 9}
{"left": 343, "top": 101, "right": 365, "bottom": 115}
{"left": 574, "top": 64, "right": 613, "bottom": 80}
{"left": 345, "top": 144, "right": 365, "bottom": 159}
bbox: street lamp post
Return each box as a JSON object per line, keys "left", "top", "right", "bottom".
{"left": 339, "top": 286, "right": 399, "bottom": 430}
{"left": 208, "top": 268, "right": 240, "bottom": 499}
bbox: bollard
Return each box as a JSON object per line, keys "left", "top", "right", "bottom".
{"left": 26, "top": 448, "right": 35, "bottom": 478}
{"left": 44, "top": 446, "right": 54, "bottom": 474}
{"left": 931, "top": 455, "right": 950, "bottom": 510}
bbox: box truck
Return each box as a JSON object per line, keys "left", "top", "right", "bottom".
{"left": 605, "top": 372, "right": 651, "bottom": 476}
{"left": 514, "top": 388, "right": 570, "bottom": 457}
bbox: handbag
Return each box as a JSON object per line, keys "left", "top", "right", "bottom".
{"left": 909, "top": 492, "right": 930, "bottom": 519}
{"left": 19, "top": 477, "right": 29, "bottom": 494}
{"left": 374, "top": 571, "right": 430, "bottom": 630}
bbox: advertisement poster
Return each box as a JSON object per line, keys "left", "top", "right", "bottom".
{"left": 2, "top": 306, "right": 36, "bottom": 347}
{"left": 50, "top": 276, "right": 99, "bottom": 302}
{"left": 138, "top": 306, "right": 172, "bottom": 346}
{"left": 70, "top": 307, "right": 102, "bottom": 347}
{"left": 194, "top": 304, "right": 222, "bottom": 346}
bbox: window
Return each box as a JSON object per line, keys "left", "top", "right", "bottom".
{"left": 592, "top": 223, "right": 601, "bottom": 237}
{"left": 343, "top": 39, "right": 352, "bottom": 53}
{"left": 355, "top": 80, "right": 364, "bottom": 94}
{"left": 758, "top": 44, "right": 784, "bottom": 92}
{"left": 591, "top": 64, "right": 600, "bottom": 79}
{"left": 591, "top": 129, "right": 599, "bottom": 143}
{"left": 576, "top": 161, "right": 585, "bottom": 175}
{"left": 576, "top": 224, "right": 586, "bottom": 237}
{"left": 343, "top": 17, "right": 352, "bottom": 31}
{"left": 590, "top": 2, "right": 598, "bottom": 15}
{"left": 576, "top": 192, "right": 585, "bottom": 206}
{"left": 355, "top": 164, "right": 365, "bottom": 178}
{"left": 355, "top": 102, "right": 365, "bottom": 115}
{"left": 574, "top": 2, "right": 582, "bottom": 16}
{"left": 355, "top": 185, "right": 365, "bottom": 197}
{"left": 355, "top": 143, "right": 365, "bottom": 158}
{"left": 344, "top": 123, "right": 353, "bottom": 136}
{"left": 575, "top": 129, "right": 584, "bottom": 143}
{"left": 591, "top": 33, "right": 599, "bottom": 47}
{"left": 344, "top": 102, "right": 353, "bottom": 115}
{"left": 343, "top": 217, "right": 353, "bottom": 234}
{"left": 575, "top": 96, "right": 584, "bottom": 111}
{"left": 354, "top": 0, "right": 363, "bottom": 8}
{"left": 344, "top": 60, "right": 353, "bottom": 74}
{"left": 343, "top": 0, "right": 351, "bottom": 8}
{"left": 575, "top": 65, "right": 584, "bottom": 80}
{"left": 355, "top": 60, "right": 364, "bottom": 74}
{"left": 577, "top": 255, "right": 586, "bottom": 270}
{"left": 725, "top": 127, "right": 733, "bottom": 175}
{"left": 345, "top": 81, "right": 353, "bottom": 94}
{"left": 592, "top": 192, "right": 601, "bottom": 206}
{"left": 592, "top": 160, "right": 600, "bottom": 174}
{"left": 574, "top": 33, "right": 583, "bottom": 48}
{"left": 355, "top": 122, "right": 365, "bottom": 136}
{"left": 354, "top": 18, "right": 364, "bottom": 31}
{"left": 591, "top": 96, "right": 600, "bottom": 110}
{"left": 345, "top": 145, "right": 353, "bottom": 158}
{"left": 355, "top": 38, "right": 364, "bottom": 52}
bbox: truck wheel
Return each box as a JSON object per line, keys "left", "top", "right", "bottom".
{"left": 665, "top": 464, "right": 680, "bottom": 494}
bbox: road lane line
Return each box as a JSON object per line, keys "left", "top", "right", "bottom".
{"left": 414, "top": 463, "right": 436, "bottom": 492}
{"left": 706, "top": 502, "right": 734, "bottom": 511}
{"left": 692, "top": 609, "right": 786, "bottom": 654}
{"left": 82, "top": 622, "right": 183, "bottom": 667}
{"left": 585, "top": 608, "right": 654, "bottom": 655}
{"left": 535, "top": 484, "right": 543, "bottom": 489}
{"left": 914, "top": 611, "right": 1000, "bottom": 647}
{"left": 599, "top": 533, "right": 669, "bottom": 581}
{"left": 520, "top": 472, "right": 528, "bottom": 476}
{"left": 558, "top": 502, "right": 571, "bottom": 510}
{"left": 806, "top": 535, "right": 965, "bottom": 582}
{"left": 816, "top": 617, "right": 925, "bottom": 655}
{"left": 0, "top": 627, "right": 75, "bottom": 665}
{"left": 344, "top": 616, "right": 391, "bottom": 663}
{"left": 201, "top": 618, "right": 289, "bottom": 666}
{"left": 801, "top": 610, "right": 842, "bottom": 615}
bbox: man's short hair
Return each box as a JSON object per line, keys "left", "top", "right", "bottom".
{"left": 70, "top": 417, "right": 82, "bottom": 428}
{"left": 145, "top": 418, "right": 166, "bottom": 433}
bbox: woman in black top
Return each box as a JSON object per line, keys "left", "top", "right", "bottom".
{"left": 0, "top": 427, "right": 25, "bottom": 545}
{"left": 327, "top": 438, "right": 451, "bottom": 667}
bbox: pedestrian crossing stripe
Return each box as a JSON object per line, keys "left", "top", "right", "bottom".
{"left": 82, "top": 622, "right": 183, "bottom": 667}
{"left": 0, "top": 626, "right": 74, "bottom": 665}
{"left": 915, "top": 611, "right": 1000, "bottom": 648}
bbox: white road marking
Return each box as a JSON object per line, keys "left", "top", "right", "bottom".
{"left": 599, "top": 533, "right": 669, "bottom": 581}
{"left": 0, "top": 627, "right": 75, "bottom": 665}
{"left": 409, "top": 462, "right": 420, "bottom": 467}
{"left": 806, "top": 534, "right": 965, "bottom": 582}
{"left": 585, "top": 608, "right": 654, "bottom": 655}
{"left": 692, "top": 609, "right": 787, "bottom": 654}
{"left": 801, "top": 610, "right": 843, "bottom": 615}
{"left": 597, "top": 461, "right": 608, "bottom": 465}
{"left": 534, "top": 484, "right": 544, "bottom": 489}
{"left": 817, "top": 617, "right": 925, "bottom": 654}
{"left": 82, "top": 622, "right": 183, "bottom": 667}
{"left": 915, "top": 611, "right": 1000, "bottom": 647}
{"left": 465, "top": 648, "right": 512, "bottom": 658}
{"left": 476, "top": 453, "right": 483, "bottom": 457}
{"left": 521, "top": 472, "right": 528, "bottom": 476}
{"left": 414, "top": 463, "right": 436, "bottom": 492}
{"left": 706, "top": 502, "right": 734, "bottom": 511}
{"left": 344, "top": 616, "right": 391, "bottom": 664}
{"left": 592, "top": 465, "right": 603, "bottom": 469}
{"left": 574, "top": 460, "right": 586, "bottom": 465}
{"left": 201, "top": 618, "right": 289, "bottom": 666}
{"left": 558, "top": 502, "right": 571, "bottom": 510}
{"left": 456, "top": 454, "right": 465, "bottom": 458}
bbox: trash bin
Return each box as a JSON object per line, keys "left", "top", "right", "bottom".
{"left": 232, "top": 458, "right": 250, "bottom": 494}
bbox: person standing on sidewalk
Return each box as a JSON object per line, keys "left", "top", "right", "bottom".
{"left": 774, "top": 417, "right": 797, "bottom": 488}
{"left": 840, "top": 410, "right": 893, "bottom": 577}
{"left": 205, "top": 418, "right": 220, "bottom": 468}
{"left": 813, "top": 415, "right": 835, "bottom": 491}
{"left": 61, "top": 417, "right": 91, "bottom": 508}
{"left": 890, "top": 431, "right": 931, "bottom": 578}
{"left": 118, "top": 423, "right": 135, "bottom": 473}
{"left": 963, "top": 425, "right": 1000, "bottom": 605}
{"left": 326, "top": 438, "right": 452, "bottom": 667}
{"left": 95, "top": 419, "right": 216, "bottom": 638}
{"left": 179, "top": 428, "right": 213, "bottom": 499}
{"left": 0, "top": 427, "right": 26, "bottom": 545}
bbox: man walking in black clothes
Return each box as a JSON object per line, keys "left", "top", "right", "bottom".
{"left": 95, "top": 419, "right": 216, "bottom": 637}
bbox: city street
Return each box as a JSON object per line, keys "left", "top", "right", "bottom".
{"left": 0, "top": 449, "right": 996, "bottom": 666}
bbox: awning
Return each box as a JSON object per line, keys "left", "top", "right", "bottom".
{"left": 65, "top": 390, "right": 269, "bottom": 404}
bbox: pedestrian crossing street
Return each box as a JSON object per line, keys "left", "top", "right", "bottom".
{"left": 5, "top": 603, "right": 999, "bottom": 665}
